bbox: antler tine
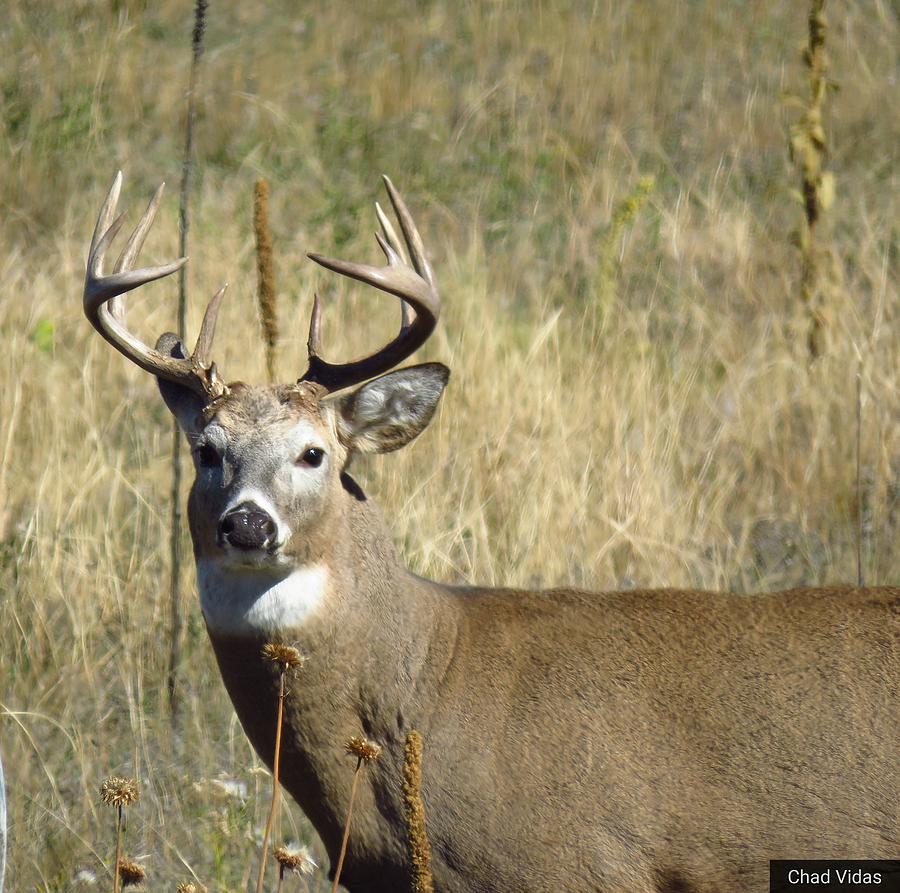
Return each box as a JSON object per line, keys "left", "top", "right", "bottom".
{"left": 193, "top": 284, "right": 228, "bottom": 368}
{"left": 301, "top": 178, "right": 440, "bottom": 393}
{"left": 382, "top": 175, "right": 437, "bottom": 293}
{"left": 108, "top": 181, "right": 165, "bottom": 321}
{"left": 373, "top": 207, "right": 413, "bottom": 329}
{"left": 88, "top": 170, "right": 124, "bottom": 261}
{"left": 384, "top": 176, "right": 431, "bottom": 331}
{"left": 400, "top": 298, "right": 412, "bottom": 331}
{"left": 84, "top": 172, "right": 228, "bottom": 399}
{"left": 375, "top": 201, "right": 406, "bottom": 265}
{"left": 307, "top": 293, "right": 324, "bottom": 358}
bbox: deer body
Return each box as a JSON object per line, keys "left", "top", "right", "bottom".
{"left": 198, "top": 472, "right": 898, "bottom": 893}
{"left": 83, "top": 174, "right": 898, "bottom": 893}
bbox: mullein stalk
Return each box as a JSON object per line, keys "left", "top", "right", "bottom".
{"left": 253, "top": 178, "right": 278, "bottom": 382}
{"left": 402, "top": 731, "right": 434, "bottom": 893}
{"left": 789, "top": 0, "right": 834, "bottom": 358}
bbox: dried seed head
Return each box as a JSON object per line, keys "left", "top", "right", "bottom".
{"left": 345, "top": 736, "right": 382, "bottom": 764}
{"left": 261, "top": 643, "right": 306, "bottom": 671}
{"left": 273, "top": 843, "right": 318, "bottom": 876}
{"left": 254, "top": 177, "right": 279, "bottom": 383}
{"left": 176, "top": 885, "right": 197, "bottom": 893}
{"left": 118, "top": 859, "right": 146, "bottom": 887}
{"left": 100, "top": 776, "right": 139, "bottom": 808}
{"left": 403, "top": 731, "right": 434, "bottom": 893}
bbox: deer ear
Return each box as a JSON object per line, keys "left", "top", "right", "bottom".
{"left": 335, "top": 363, "right": 449, "bottom": 454}
{"left": 156, "top": 333, "right": 207, "bottom": 438}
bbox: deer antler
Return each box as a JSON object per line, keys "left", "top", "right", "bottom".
{"left": 84, "top": 171, "right": 228, "bottom": 399}
{"left": 301, "top": 175, "right": 440, "bottom": 392}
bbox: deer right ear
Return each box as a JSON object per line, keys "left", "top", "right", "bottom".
{"left": 334, "top": 363, "right": 449, "bottom": 454}
{"left": 156, "top": 333, "right": 207, "bottom": 438}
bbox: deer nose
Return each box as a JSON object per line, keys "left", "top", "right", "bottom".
{"left": 218, "top": 503, "right": 277, "bottom": 551}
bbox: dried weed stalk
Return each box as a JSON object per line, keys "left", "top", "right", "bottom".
{"left": 254, "top": 178, "right": 279, "bottom": 382}
{"left": 402, "top": 731, "right": 434, "bottom": 893}
{"left": 255, "top": 644, "right": 305, "bottom": 893}
{"left": 100, "top": 777, "right": 139, "bottom": 893}
{"left": 331, "top": 737, "right": 382, "bottom": 892}
{"left": 596, "top": 176, "right": 654, "bottom": 317}
{"left": 169, "top": 0, "right": 210, "bottom": 724}
{"left": 788, "top": 0, "right": 836, "bottom": 358}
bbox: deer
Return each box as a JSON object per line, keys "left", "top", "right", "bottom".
{"left": 83, "top": 171, "right": 898, "bottom": 893}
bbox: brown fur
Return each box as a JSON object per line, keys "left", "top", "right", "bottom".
{"left": 191, "top": 387, "right": 899, "bottom": 893}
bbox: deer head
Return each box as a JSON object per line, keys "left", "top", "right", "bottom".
{"left": 84, "top": 172, "right": 448, "bottom": 622}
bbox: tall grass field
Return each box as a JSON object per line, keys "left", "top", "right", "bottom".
{"left": 0, "top": 1, "right": 897, "bottom": 889}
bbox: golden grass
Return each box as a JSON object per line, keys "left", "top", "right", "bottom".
{"left": 0, "top": 1, "right": 897, "bottom": 889}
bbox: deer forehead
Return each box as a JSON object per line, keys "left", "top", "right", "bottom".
{"left": 205, "top": 418, "right": 329, "bottom": 465}
{"left": 201, "top": 386, "right": 339, "bottom": 463}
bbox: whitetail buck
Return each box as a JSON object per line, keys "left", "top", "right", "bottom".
{"left": 84, "top": 172, "right": 898, "bottom": 893}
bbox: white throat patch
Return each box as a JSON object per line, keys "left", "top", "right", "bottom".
{"left": 197, "top": 560, "right": 329, "bottom": 636}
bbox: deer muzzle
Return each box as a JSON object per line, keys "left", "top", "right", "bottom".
{"left": 218, "top": 503, "right": 278, "bottom": 552}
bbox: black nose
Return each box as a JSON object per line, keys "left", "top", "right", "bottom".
{"left": 218, "top": 503, "right": 277, "bottom": 550}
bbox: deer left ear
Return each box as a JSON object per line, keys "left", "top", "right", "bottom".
{"left": 156, "top": 333, "right": 208, "bottom": 439}
{"left": 335, "top": 363, "right": 449, "bottom": 454}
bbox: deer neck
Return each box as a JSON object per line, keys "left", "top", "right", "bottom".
{"left": 195, "top": 472, "right": 460, "bottom": 858}
{"left": 195, "top": 471, "right": 441, "bottom": 650}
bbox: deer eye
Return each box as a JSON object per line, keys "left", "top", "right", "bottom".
{"left": 297, "top": 447, "right": 325, "bottom": 468}
{"left": 195, "top": 444, "right": 221, "bottom": 468}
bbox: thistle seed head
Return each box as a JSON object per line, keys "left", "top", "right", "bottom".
{"left": 100, "top": 776, "right": 139, "bottom": 808}
{"left": 345, "top": 736, "right": 382, "bottom": 764}
{"left": 118, "top": 859, "right": 146, "bottom": 887}
{"left": 261, "top": 643, "right": 306, "bottom": 671}
{"left": 274, "top": 843, "right": 318, "bottom": 876}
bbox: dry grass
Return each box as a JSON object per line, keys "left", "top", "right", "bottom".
{"left": 0, "top": 0, "right": 897, "bottom": 889}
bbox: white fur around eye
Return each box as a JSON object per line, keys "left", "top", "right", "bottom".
{"left": 286, "top": 421, "right": 327, "bottom": 454}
